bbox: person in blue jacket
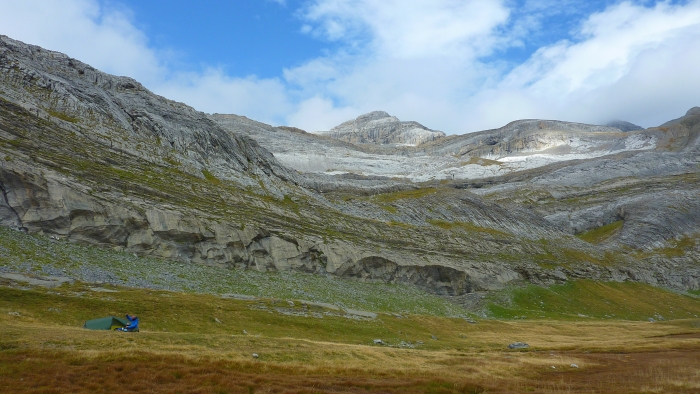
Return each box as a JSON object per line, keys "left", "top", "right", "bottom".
{"left": 117, "top": 314, "right": 139, "bottom": 332}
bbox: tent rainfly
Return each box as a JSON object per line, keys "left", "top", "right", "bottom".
{"left": 84, "top": 316, "right": 129, "bottom": 330}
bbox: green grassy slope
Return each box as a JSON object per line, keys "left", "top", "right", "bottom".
{"left": 485, "top": 280, "right": 700, "bottom": 321}
{"left": 0, "top": 225, "right": 466, "bottom": 317}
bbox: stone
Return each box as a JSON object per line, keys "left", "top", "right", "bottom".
{"left": 344, "top": 309, "right": 377, "bottom": 319}
{"left": 570, "top": 364, "right": 579, "bottom": 368}
{"left": 508, "top": 342, "right": 530, "bottom": 349}
{"left": 373, "top": 339, "right": 384, "bottom": 345}
{"left": 89, "top": 287, "right": 119, "bottom": 293}
{"left": 221, "top": 294, "right": 257, "bottom": 301}
{"left": 0, "top": 273, "right": 73, "bottom": 288}
{"left": 252, "top": 353, "right": 259, "bottom": 359}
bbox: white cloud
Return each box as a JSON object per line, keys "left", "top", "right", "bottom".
{"left": 0, "top": 0, "right": 163, "bottom": 83}
{"left": 472, "top": 0, "right": 700, "bottom": 129}
{"left": 283, "top": 0, "right": 512, "bottom": 131}
{"left": 0, "top": 0, "right": 164, "bottom": 81}
{"left": 155, "top": 69, "right": 292, "bottom": 125}
{"left": 286, "top": 96, "right": 358, "bottom": 131}
{"left": 286, "top": 0, "right": 700, "bottom": 132}
{"left": 301, "top": 0, "right": 510, "bottom": 58}
{"left": 2, "top": 0, "right": 698, "bottom": 134}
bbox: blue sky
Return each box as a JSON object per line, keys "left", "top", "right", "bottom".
{"left": 1, "top": 0, "right": 699, "bottom": 133}
{"left": 116, "top": 0, "right": 326, "bottom": 78}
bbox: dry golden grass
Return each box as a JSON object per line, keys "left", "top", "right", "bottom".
{"left": 3, "top": 283, "right": 700, "bottom": 393}
{"left": 3, "top": 322, "right": 700, "bottom": 393}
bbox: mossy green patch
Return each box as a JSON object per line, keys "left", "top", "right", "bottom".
{"left": 655, "top": 236, "right": 697, "bottom": 258}
{"left": 460, "top": 157, "right": 503, "bottom": 166}
{"left": 381, "top": 205, "right": 398, "bottom": 214}
{"left": 47, "top": 109, "right": 79, "bottom": 123}
{"left": 163, "top": 156, "right": 180, "bottom": 166}
{"left": 427, "top": 219, "right": 509, "bottom": 237}
{"left": 485, "top": 280, "right": 700, "bottom": 321}
{"left": 373, "top": 188, "right": 438, "bottom": 203}
{"left": 388, "top": 221, "right": 414, "bottom": 229}
{"left": 201, "top": 169, "right": 221, "bottom": 185}
{"left": 576, "top": 221, "right": 623, "bottom": 244}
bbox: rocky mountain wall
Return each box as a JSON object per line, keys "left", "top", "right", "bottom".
{"left": 0, "top": 35, "right": 299, "bottom": 189}
{"left": 1, "top": 35, "right": 699, "bottom": 297}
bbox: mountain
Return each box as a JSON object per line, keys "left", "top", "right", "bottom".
{"left": 316, "top": 110, "right": 446, "bottom": 146}
{"left": 1, "top": 35, "right": 699, "bottom": 301}
{"left": 606, "top": 120, "right": 645, "bottom": 132}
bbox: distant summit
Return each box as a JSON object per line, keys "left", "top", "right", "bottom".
{"left": 317, "top": 111, "right": 445, "bottom": 146}
{"left": 606, "top": 120, "right": 644, "bottom": 132}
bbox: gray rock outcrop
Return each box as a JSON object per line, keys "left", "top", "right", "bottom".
{"left": 508, "top": 342, "right": 529, "bottom": 349}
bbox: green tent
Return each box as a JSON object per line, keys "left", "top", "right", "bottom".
{"left": 84, "top": 316, "right": 129, "bottom": 330}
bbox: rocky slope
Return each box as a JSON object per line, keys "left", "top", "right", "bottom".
{"left": 1, "top": 35, "right": 699, "bottom": 300}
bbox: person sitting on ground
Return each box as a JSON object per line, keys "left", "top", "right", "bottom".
{"left": 117, "top": 314, "right": 139, "bottom": 332}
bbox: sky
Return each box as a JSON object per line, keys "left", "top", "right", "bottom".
{"left": 1, "top": 0, "right": 699, "bottom": 134}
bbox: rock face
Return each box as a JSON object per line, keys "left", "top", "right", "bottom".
{"left": 0, "top": 35, "right": 299, "bottom": 189}
{"left": 1, "top": 35, "right": 700, "bottom": 297}
{"left": 318, "top": 111, "right": 446, "bottom": 146}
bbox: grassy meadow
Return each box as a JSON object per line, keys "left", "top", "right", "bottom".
{"left": 3, "top": 276, "right": 700, "bottom": 392}
{"left": 2, "top": 228, "right": 700, "bottom": 392}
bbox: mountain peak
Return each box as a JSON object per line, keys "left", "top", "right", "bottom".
{"left": 321, "top": 111, "right": 445, "bottom": 146}
{"left": 605, "top": 120, "right": 645, "bottom": 132}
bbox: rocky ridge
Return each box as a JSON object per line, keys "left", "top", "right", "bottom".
{"left": 1, "top": 35, "right": 699, "bottom": 300}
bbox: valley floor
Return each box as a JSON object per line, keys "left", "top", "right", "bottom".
{"left": 2, "top": 281, "right": 700, "bottom": 393}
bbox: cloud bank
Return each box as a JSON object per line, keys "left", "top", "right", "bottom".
{"left": 1, "top": 0, "right": 699, "bottom": 133}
